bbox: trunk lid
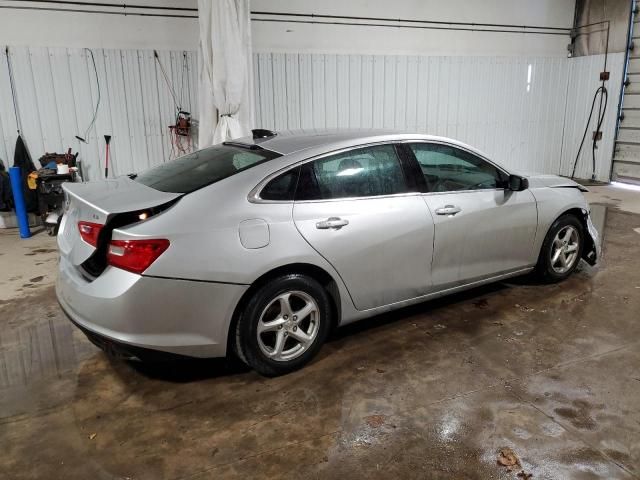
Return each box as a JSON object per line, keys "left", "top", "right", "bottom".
{"left": 58, "top": 177, "right": 181, "bottom": 267}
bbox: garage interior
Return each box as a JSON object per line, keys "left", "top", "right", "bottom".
{"left": 1, "top": 0, "right": 640, "bottom": 479}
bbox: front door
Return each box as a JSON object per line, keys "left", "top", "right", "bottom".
{"left": 292, "top": 143, "right": 435, "bottom": 311}
{"left": 406, "top": 142, "right": 537, "bottom": 289}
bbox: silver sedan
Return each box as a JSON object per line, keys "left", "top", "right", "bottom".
{"left": 56, "top": 130, "right": 599, "bottom": 376}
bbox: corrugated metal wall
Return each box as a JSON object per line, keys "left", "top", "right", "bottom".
{"left": 560, "top": 53, "right": 626, "bottom": 181}
{"left": 254, "top": 52, "right": 625, "bottom": 181}
{"left": 0, "top": 47, "right": 625, "bottom": 182}
{"left": 0, "top": 46, "right": 198, "bottom": 181}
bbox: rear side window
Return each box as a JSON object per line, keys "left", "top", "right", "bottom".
{"left": 295, "top": 144, "right": 408, "bottom": 200}
{"left": 134, "top": 145, "right": 281, "bottom": 193}
{"left": 260, "top": 167, "right": 300, "bottom": 201}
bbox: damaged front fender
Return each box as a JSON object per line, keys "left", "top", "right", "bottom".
{"left": 582, "top": 209, "right": 600, "bottom": 266}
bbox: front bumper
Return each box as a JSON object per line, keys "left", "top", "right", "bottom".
{"left": 56, "top": 256, "right": 248, "bottom": 358}
{"left": 583, "top": 211, "right": 601, "bottom": 266}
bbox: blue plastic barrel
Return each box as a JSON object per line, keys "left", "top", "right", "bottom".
{"left": 9, "top": 166, "right": 31, "bottom": 239}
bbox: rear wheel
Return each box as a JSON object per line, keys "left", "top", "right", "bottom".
{"left": 536, "top": 214, "right": 584, "bottom": 282}
{"left": 234, "top": 274, "right": 331, "bottom": 376}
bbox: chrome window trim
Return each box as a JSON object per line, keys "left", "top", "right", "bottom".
{"left": 293, "top": 191, "right": 424, "bottom": 204}
{"left": 419, "top": 188, "right": 506, "bottom": 197}
{"left": 248, "top": 140, "right": 412, "bottom": 204}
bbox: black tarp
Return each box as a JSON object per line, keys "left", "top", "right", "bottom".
{"left": 0, "top": 160, "right": 12, "bottom": 211}
{"left": 12, "top": 135, "right": 37, "bottom": 213}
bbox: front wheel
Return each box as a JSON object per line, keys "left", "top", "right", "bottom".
{"left": 233, "top": 274, "right": 331, "bottom": 376}
{"left": 536, "top": 214, "right": 584, "bottom": 282}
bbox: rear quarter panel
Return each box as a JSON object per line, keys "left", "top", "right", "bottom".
{"left": 115, "top": 171, "right": 359, "bottom": 323}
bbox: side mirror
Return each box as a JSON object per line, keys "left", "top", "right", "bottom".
{"left": 508, "top": 174, "right": 529, "bottom": 192}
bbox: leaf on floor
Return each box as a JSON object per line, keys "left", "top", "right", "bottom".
{"left": 515, "top": 304, "right": 535, "bottom": 312}
{"left": 364, "top": 415, "right": 386, "bottom": 428}
{"left": 497, "top": 447, "right": 521, "bottom": 471}
{"left": 473, "top": 299, "right": 489, "bottom": 309}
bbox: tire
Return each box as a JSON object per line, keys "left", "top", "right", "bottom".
{"left": 536, "top": 214, "right": 584, "bottom": 283}
{"left": 234, "top": 274, "right": 332, "bottom": 376}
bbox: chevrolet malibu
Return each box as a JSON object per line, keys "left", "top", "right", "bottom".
{"left": 57, "top": 130, "right": 599, "bottom": 376}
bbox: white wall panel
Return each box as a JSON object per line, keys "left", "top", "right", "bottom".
{"left": 251, "top": 0, "right": 575, "bottom": 56}
{"left": 0, "top": 47, "right": 625, "bottom": 183}
{"left": 560, "top": 53, "right": 626, "bottom": 181}
{"left": 253, "top": 53, "right": 584, "bottom": 176}
{"left": 0, "top": 46, "right": 198, "bottom": 180}
{"left": 0, "top": 0, "right": 573, "bottom": 57}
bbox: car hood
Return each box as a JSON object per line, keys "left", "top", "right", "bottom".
{"left": 517, "top": 173, "right": 589, "bottom": 191}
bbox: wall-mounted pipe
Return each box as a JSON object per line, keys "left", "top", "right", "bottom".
{"left": 14, "top": 0, "right": 197, "bottom": 11}
{"left": 251, "top": 11, "right": 572, "bottom": 32}
{"left": 0, "top": 5, "right": 197, "bottom": 19}
{"left": 8, "top": 167, "right": 31, "bottom": 239}
{"left": 1, "top": 0, "right": 574, "bottom": 36}
{"left": 250, "top": 18, "right": 569, "bottom": 36}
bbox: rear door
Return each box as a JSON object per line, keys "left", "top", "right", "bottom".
{"left": 292, "top": 143, "right": 434, "bottom": 311}
{"left": 405, "top": 142, "right": 537, "bottom": 288}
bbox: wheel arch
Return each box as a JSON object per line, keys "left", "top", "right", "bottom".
{"left": 544, "top": 207, "right": 595, "bottom": 264}
{"left": 226, "top": 263, "right": 342, "bottom": 354}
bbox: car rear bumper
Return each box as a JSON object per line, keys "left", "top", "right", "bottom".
{"left": 56, "top": 256, "right": 248, "bottom": 358}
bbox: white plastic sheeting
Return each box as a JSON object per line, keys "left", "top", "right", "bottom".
{"left": 0, "top": 46, "right": 197, "bottom": 181}
{"left": 198, "top": 0, "right": 253, "bottom": 146}
{"left": 254, "top": 53, "right": 625, "bottom": 181}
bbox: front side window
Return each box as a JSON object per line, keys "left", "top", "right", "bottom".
{"left": 135, "top": 145, "right": 281, "bottom": 194}
{"left": 295, "top": 144, "right": 408, "bottom": 201}
{"left": 409, "top": 143, "right": 505, "bottom": 193}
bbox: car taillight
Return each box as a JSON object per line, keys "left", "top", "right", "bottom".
{"left": 107, "top": 239, "right": 170, "bottom": 274}
{"left": 78, "top": 221, "right": 103, "bottom": 247}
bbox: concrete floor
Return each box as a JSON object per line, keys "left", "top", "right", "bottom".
{"left": 1, "top": 184, "right": 639, "bottom": 479}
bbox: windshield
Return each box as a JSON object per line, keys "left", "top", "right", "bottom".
{"left": 134, "top": 144, "right": 281, "bottom": 193}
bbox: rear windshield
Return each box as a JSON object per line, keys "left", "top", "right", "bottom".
{"left": 134, "top": 144, "right": 281, "bottom": 193}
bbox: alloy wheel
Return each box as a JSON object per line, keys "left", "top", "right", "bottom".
{"left": 550, "top": 225, "right": 580, "bottom": 274}
{"left": 256, "top": 291, "right": 320, "bottom": 362}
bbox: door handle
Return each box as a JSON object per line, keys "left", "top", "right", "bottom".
{"left": 435, "top": 205, "right": 462, "bottom": 216}
{"left": 316, "top": 217, "right": 349, "bottom": 229}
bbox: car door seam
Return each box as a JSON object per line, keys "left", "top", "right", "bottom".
{"left": 290, "top": 201, "right": 361, "bottom": 312}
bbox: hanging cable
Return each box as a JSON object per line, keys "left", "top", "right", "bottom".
{"left": 591, "top": 85, "right": 608, "bottom": 179}
{"left": 571, "top": 86, "right": 608, "bottom": 180}
{"left": 152, "top": 50, "right": 192, "bottom": 158}
{"left": 180, "top": 51, "right": 190, "bottom": 113}
{"left": 154, "top": 50, "right": 180, "bottom": 112}
{"left": 75, "top": 48, "right": 100, "bottom": 143}
{"left": 5, "top": 46, "right": 22, "bottom": 134}
{"left": 569, "top": 20, "right": 610, "bottom": 181}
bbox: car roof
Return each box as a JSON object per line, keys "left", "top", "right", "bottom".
{"left": 230, "top": 129, "right": 488, "bottom": 158}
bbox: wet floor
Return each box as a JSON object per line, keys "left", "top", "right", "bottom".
{"left": 1, "top": 197, "right": 640, "bottom": 479}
